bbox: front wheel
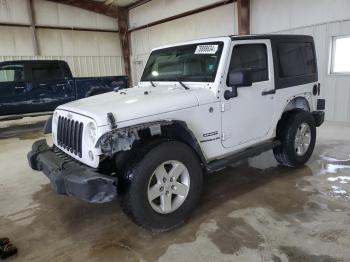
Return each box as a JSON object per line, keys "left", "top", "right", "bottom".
{"left": 119, "top": 141, "right": 203, "bottom": 232}
{"left": 273, "top": 110, "right": 316, "bottom": 167}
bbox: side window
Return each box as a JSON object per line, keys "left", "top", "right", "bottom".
{"left": 0, "top": 64, "right": 24, "bottom": 83}
{"left": 278, "top": 42, "right": 316, "bottom": 78}
{"left": 31, "top": 63, "right": 64, "bottom": 82}
{"left": 228, "top": 44, "right": 268, "bottom": 83}
{"left": 61, "top": 63, "right": 72, "bottom": 78}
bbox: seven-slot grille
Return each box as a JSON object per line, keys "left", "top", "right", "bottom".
{"left": 57, "top": 116, "right": 84, "bottom": 157}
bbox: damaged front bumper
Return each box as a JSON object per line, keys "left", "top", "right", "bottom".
{"left": 27, "top": 139, "right": 117, "bottom": 203}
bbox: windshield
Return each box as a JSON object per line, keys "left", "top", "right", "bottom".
{"left": 141, "top": 42, "right": 224, "bottom": 82}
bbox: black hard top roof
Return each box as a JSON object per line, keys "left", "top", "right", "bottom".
{"left": 230, "top": 34, "right": 313, "bottom": 41}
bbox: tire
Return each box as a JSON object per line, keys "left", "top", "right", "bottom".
{"left": 119, "top": 141, "right": 203, "bottom": 232}
{"left": 273, "top": 110, "right": 316, "bottom": 167}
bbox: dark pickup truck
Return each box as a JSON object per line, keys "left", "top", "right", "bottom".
{"left": 0, "top": 60, "right": 128, "bottom": 120}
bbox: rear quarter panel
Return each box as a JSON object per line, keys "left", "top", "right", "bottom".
{"left": 271, "top": 84, "right": 316, "bottom": 136}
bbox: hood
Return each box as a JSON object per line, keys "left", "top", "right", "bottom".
{"left": 57, "top": 85, "right": 215, "bottom": 126}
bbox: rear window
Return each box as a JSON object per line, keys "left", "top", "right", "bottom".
{"left": 31, "top": 63, "right": 64, "bottom": 81}
{"left": 278, "top": 42, "right": 316, "bottom": 78}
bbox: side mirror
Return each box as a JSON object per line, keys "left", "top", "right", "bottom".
{"left": 224, "top": 86, "right": 238, "bottom": 100}
{"left": 228, "top": 69, "right": 253, "bottom": 87}
{"left": 224, "top": 69, "right": 253, "bottom": 100}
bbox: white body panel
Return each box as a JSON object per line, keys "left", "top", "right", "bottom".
{"left": 58, "top": 85, "right": 201, "bottom": 126}
{"left": 221, "top": 39, "right": 276, "bottom": 148}
{"left": 52, "top": 36, "right": 318, "bottom": 168}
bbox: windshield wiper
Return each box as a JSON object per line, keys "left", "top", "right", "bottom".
{"left": 177, "top": 78, "right": 189, "bottom": 90}
{"left": 150, "top": 80, "right": 156, "bottom": 87}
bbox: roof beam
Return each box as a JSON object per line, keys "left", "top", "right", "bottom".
{"left": 45, "top": 0, "right": 118, "bottom": 18}
{"left": 126, "top": 0, "right": 152, "bottom": 10}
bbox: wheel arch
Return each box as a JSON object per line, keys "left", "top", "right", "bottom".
{"left": 97, "top": 120, "right": 207, "bottom": 172}
{"left": 275, "top": 96, "right": 312, "bottom": 137}
{"left": 283, "top": 96, "right": 311, "bottom": 113}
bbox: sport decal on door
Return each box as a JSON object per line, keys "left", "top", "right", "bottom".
{"left": 200, "top": 131, "right": 220, "bottom": 143}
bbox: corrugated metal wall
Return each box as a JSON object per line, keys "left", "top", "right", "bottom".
{"left": 251, "top": 0, "right": 350, "bottom": 122}
{"left": 0, "top": 0, "right": 123, "bottom": 77}
{"left": 0, "top": 0, "right": 31, "bottom": 24}
{"left": 34, "top": 0, "right": 117, "bottom": 31}
{"left": 129, "top": 1, "right": 237, "bottom": 85}
{"left": 129, "top": 0, "right": 232, "bottom": 30}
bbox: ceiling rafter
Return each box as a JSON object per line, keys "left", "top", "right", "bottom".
{"left": 45, "top": 0, "right": 118, "bottom": 18}
{"left": 126, "top": 0, "right": 152, "bottom": 10}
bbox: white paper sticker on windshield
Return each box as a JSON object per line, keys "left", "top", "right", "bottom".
{"left": 194, "top": 45, "right": 218, "bottom": 54}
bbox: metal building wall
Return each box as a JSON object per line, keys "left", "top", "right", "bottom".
{"left": 251, "top": 0, "right": 350, "bottom": 122}
{"left": 0, "top": 0, "right": 31, "bottom": 24}
{"left": 0, "top": 0, "right": 123, "bottom": 77}
{"left": 34, "top": 0, "right": 117, "bottom": 31}
{"left": 129, "top": 0, "right": 232, "bottom": 30}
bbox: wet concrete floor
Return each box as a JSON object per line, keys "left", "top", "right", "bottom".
{"left": 0, "top": 120, "right": 350, "bottom": 261}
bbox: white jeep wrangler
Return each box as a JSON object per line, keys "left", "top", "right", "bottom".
{"left": 28, "top": 34, "right": 325, "bottom": 231}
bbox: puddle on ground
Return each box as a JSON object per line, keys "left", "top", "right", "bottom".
{"left": 1, "top": 152, "right": 316, "bottom": 261}
{"left": 208, "top": 217, "right": 262, "bottom": 254}
{"left": 0, "top": 121, "right": 45, "bottom": 140}
{"left": 306, "top": 143, "right": 350, "bottom": 202}
{"left": 279, "top": 246, "right": 339, "bottom": 262}
{"left": 1, "top": 140, "right": 350, "bottom": 261}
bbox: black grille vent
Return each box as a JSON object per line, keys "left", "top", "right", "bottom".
{"left": 57, "top": 116, "right": 84, "bottom": 157}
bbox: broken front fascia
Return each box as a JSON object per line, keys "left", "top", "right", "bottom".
{"left": 96, "top": 121, "right": 172, "bottom": 157}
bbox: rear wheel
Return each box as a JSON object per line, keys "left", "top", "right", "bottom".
{"left": 273, "top": 110, "right": 316, "bottom": 167}
{"left": 119, "top": 141, "right": 203, "bottom": 231}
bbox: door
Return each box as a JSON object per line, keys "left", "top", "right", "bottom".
{"left": 221, "top": 40, "right": 276, "bottom": 148}
{"left": 27, "top": 62, "right": 75, "bottom": 113}
{"left": 0, "top": 63, "right": 28, "bottom": 116}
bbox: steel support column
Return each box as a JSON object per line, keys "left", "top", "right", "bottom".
{"left": 237, "top": 0, "right": 250, "bottom": 35}
{"left": 29, "top": 0, "right": 40, "bottom": 55}
{"left": 117, "top": 7, "right": 132, "bottom": 85}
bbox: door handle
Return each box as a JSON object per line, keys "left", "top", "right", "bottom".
{"left": 39, "top": 83, "right": 48, "bottom": 86}
{"left": 14, "top": 86, "right": 25, "bottom": 90}
{"left": 262, "top": 89, "right": 276, "bottom": 96}
{"left": 56, "top": 84, "right": 65, "bottom": 87}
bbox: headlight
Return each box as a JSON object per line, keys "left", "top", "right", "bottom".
{"left": 87, "top": 122, "right": 97, "bottom": 144}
